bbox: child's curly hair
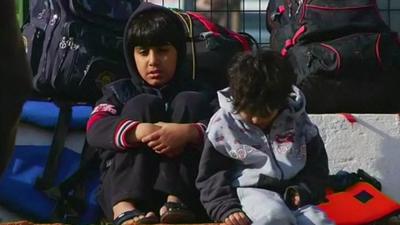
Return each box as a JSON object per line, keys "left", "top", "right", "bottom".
{"left": 228, "top": 50, "right": 296, "bottom": 116}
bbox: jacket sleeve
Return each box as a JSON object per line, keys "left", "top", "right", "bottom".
{"left": 86, "top": 89, "right": 139, "bottom": 151}
{"left": 196, "top": 138, "right": 243, "bottom": 222}
{"left": 291, "top": 134, "right": 330, "bottom": 205}
{"left": 195, "top": 96, "right": 220, "bottom": 147}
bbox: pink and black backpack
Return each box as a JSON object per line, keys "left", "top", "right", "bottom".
{"left": 267, "top": 0, "right": 400, "bottom": 113}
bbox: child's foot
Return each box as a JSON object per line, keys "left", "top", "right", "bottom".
{"left": 113, "top": 201, "right": 158, "bottom": 225}
{"left": 114, "top": 210, "right": 158, "bottom": 225}
{"left": 159, "top": 196, "right": 196, "bottom": 224}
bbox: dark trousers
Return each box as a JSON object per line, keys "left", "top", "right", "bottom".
{"left": 98, "top": 92, "right": 211, "bottom": 221}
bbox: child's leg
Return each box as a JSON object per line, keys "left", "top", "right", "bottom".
{"left": 154, "top": 149, "right": 205, "bottom": 212}
{"left": 98, "top": 148, "right": 161, "bottom": 223}
{"left": 154, "top": 153, "right": 200, "bottom": 222}
{"left": 169, "top": 91, "right": 211, "bottom": 123}
{"left": 98, "top": 94, "right": 167, "bottom": 223}
{"left": 294, "top": 205, "right": 335, "bottom": 225}
{"left": 237, "top": 187, "right": 296, "bottom": 225}
{"left": 169, "top": 91, "right": 212, "bottom": 214}
{"left": 177, "top": 149, "right": 208, "bottom": 219}
{"left": 121, "top": 94, "right": 167, "bottom": 122}
{"left": 154, "top": 91, "right": 211, "bottom": 222}
{"left": 158, "top": 91, "right": 211, "bottom": 200}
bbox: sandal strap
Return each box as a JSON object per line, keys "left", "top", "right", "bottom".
{"left": 164, "top": 202, "right": 189, "bottom": 211}
{"left": 113, "top": 209, "right": 144, "bottom": 225}
{"left": 160, "top": 202, "right": 196, "bottom": 223}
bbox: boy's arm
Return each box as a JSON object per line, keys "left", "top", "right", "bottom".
{"left": 287, "top": 134, "right": 330, "bottom": 206}
{"left": 196, "top": 139, "right": 243, "bottom": 222}
{"left": 86, "top": 92, "right": 142, "bottom": 151}
{"left": 141, "top": 96, "right": 219, "bottom": 155}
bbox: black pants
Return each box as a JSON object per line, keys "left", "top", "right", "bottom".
{"left": 98, "top": 92, "right": 211, "bottom": 221}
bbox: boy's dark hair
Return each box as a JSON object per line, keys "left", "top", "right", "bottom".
{"left": 228, "top": 50, "right": 296, "bottom": 116}
{"left": 125, "top": 9, "right": 186, "bottom": 67}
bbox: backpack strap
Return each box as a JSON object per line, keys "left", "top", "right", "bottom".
{"left": 35, "top": 100, "right": 72, "bottom": 191}
{"left": 32, "top": 99, "right": 99, "bottom": 223}
{"left": 170, "top": 9, "right": 196, "bottom": 80}
{"left": 33, "top": 100, "right": 86, "bottom": 223}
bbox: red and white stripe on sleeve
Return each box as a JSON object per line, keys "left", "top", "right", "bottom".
{"left": 114, "top": 120, "right": 140, "bottom": 150}
{"left": 193, "top": 122, "right": 207, "bottom": 144}
{"left": 86, "top": 103, "right": 118, "bottom": 131}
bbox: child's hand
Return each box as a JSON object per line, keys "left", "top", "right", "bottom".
{"left": 292, "top": 192, "right": 301, "bottom": 207}
{"left": 224, "top": 212, "right": 251, "bottom": 225}
{"left": 135, "top": 123, "right": 161, "bottom": 140}
{"left": 141, "top": 122, "right": 197, "bottom": 157}
{"left": 127, "top": 123, "right": 161, "bottom": 144}
{"left": 284, "top": 185, "right": 310, "bottom": 209}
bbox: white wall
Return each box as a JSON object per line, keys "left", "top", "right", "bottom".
{"left": 310, "top": 114, "right": 400, "bottom": 202}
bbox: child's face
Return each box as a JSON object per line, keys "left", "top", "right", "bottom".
{"left": 239, "top": 109, "right": 279, "bottom": 130}
{"left": 133, "top": 44, "right": 177, "bottom": 87}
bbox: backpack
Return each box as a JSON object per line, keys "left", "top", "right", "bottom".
{"left": 266, "top": 0, "right": 400, "bottom": 113}
{"left": 172, "top": 9, "right": 255, "bottom": 91}
{"left": 22, "top": 0, "right": 140, "bottom": 103}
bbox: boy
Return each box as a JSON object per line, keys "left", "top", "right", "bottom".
{"left": 86, "top": 3, "right": 213, "bottom": 225}
{"left": 196, "top": 51, "right": 334, "bottom": 225}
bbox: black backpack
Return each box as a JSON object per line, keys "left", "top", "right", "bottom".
{"left": 172, "top": 9, "right": 256, "bottom": 91}
{"left": 266, "top": 0, "right": 400, "bottom": 113}
{"left": 23, "top": 0, "right": 140, "bottom": 103}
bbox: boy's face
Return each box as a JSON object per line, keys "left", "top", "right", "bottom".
{"left": 133, "top": 44, "right": 177, "bottom": 87}
{"left": 239, "top": 109, "right": 279, "bottom": 130}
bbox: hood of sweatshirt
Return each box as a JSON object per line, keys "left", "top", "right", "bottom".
{"left": 207, "top": 86, "right": 318, "bottom": 183}
{"left": 217, "top": 85, "right": 306, "bottom": 119}
{"left": 122, "top": 2, "right": 188, "bottom": 97}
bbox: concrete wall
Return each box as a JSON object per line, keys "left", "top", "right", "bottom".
{"left": 310, "top": 114, "right": 400, "bottom": 202}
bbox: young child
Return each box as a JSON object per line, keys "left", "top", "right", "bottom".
{"left": 196, "top": 50, "right": 335, "bottom": 225}
{"left": 86, "top": 3, "right": 213, "bottom": 225}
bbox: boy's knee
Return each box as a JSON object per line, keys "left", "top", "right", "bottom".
{"left": 122, "top": 94, "right": 164, "bottom": 119}
{"left": 126, "top": 94, "right": 163, "bottom": 108}
{"left": 173, "top": 91, "right": 208, "bottom": 110}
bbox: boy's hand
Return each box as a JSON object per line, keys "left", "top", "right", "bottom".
{"left": 224, "top": 212, "right": 251, "bottom": 225}
{"left": 284, "top": 185, "right": 310, "bottom": 209}
{"left": 127, "top": 123, "right": 161, "bottom": 144}
{"left": 141, "top": 122, "right": 198, "bottom": 157}
{"left": 292, "top": 192, "right": 301, "bottom": 207}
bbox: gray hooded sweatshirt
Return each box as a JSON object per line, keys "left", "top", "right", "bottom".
{"left": 196, "top": 86, "right": 330, "bottom": 222}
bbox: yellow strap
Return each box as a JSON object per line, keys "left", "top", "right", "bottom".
{"left": 171, "top": 9, "right": 196, "bottom": 80}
